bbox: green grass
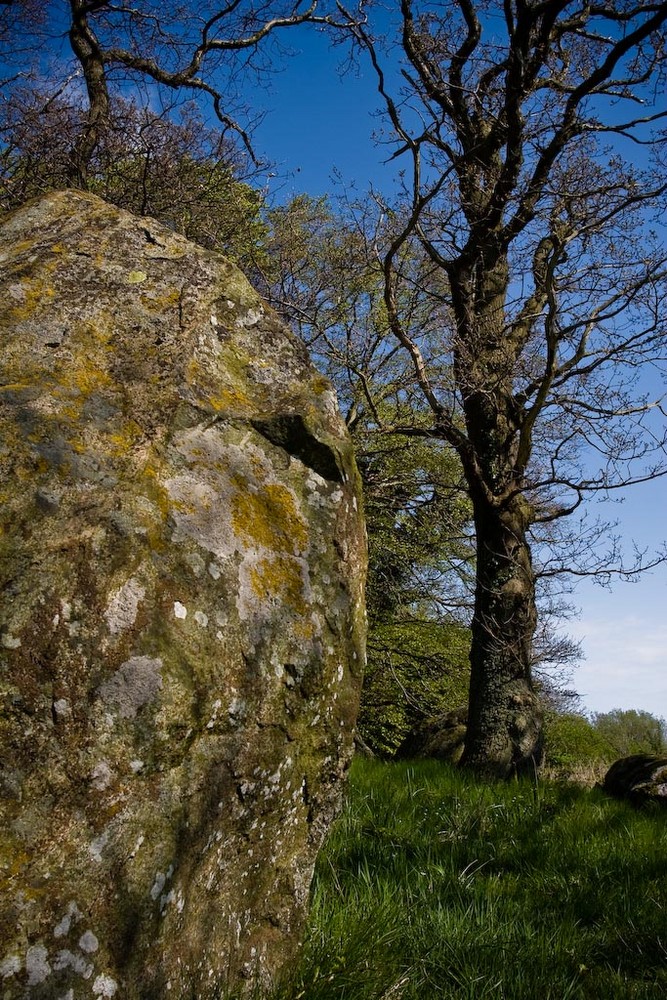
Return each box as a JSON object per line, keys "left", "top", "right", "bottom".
{"left": 267, "top": 758, "right": 667, "bottom": 1000}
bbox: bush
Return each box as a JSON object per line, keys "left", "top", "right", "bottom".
{"left": 543, "top": 712, "right": 616, "bottom": 777}
{"left": 591, "top": 709, "right": 667, "bottom": 757}
{"left": 357, "top": 620, "right": 470, "bottom": 756}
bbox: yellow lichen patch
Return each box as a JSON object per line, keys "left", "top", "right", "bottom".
{"left": 104, "top": 421, "right": 144, "bottom": 457}
{"left": 231, "top": 482, "right": 308, "bottom": 555}
{"left": 207, "top": 386, "right": 252, "bottom": 413}
{"left": 0, "top": 382, "right": 33, "bottom": 393}
{"left": 249, "top": 554, "right": 305, "bottom": 611}
{"left": 144, "top": 244, "right": 187, "bottom": 261}
{"left": 12, "top": 462, "right": 41, "bottom": 482}
{"left": 8, "top": 238, "right": 36, "bottom": 256}
{"left": 185, "top": 352, "right": 253, "bottom": 413}
{"left": 140, "top": 463, "right": 176, "bottom": 523}
{"left": 0, "top": 848, "right": 32, "bottom": 896}
{"left": 139, "top": 287, "right": 181, "bottom": 312}
{"left": 209, "top": 341, "right": 253, "bottom": 380}
{"left": 3, "top": 275, "right": 56, "bottom": 325}
{"left": 293, "top": 618, "right": 316, "bottom": 642}
{"left": 49, "top": 314, "right": 115, "bottom": 415}
{"left": 311, "top": 374, "right": 332, "bottom": 396}
{"left": 127, "top": 270, "right": 147, "bottom": 284}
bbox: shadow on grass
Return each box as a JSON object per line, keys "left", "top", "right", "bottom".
{"left": 225, "top": 758, "right": 667, "bottom": 1000}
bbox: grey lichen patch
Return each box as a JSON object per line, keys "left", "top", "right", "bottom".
{"left": 104, "top": 576, "right": 146, "bottom": 635}
{"left": 25, "top": 944, "right": 51, "bottom": 985}
{"left": 90, "top": 760, "right": 114, "bottom": 791}
{"left": 235, "top": 305, "right": 264, "bottom": 329}
{"left": 53, "top": 901, "right": 83, "bottom": 939}
{"left": 93, "top": 973, "right": 118, "bottom": 996}
{"left": 0, "top": 955, "right": 21, "bottom": 979}
{"left": 52, "top": 948, "right": 94, "bottom": 979}
{"left": 96, "top": 656, "right": 163, "bottom": 719}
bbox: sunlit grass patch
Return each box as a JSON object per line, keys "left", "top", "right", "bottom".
{"left": 266, "top": 758, "right": 667, "bottom": 1000}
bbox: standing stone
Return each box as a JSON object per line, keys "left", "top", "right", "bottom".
{"left": 0, "top": 190, "right": 366, "bottom": 998}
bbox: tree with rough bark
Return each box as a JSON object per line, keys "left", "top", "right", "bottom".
{"left": 256, "top": 192, "right": 585, "bottom": 755}
{"left": 339, "top": 0, "right": 667, "bottom": 776}
{"left": 0, "top": 0, "right": 355, "bottom": 187}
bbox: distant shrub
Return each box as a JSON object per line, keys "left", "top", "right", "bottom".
{"left": 591, "top": 708, "right": 667, "bottom": 757}
{"left": 543, "top": 712, "right": 616, "bottom": 776}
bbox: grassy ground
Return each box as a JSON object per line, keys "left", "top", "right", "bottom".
{"left": 267, "top": 758, "right": 667, "bottom": 1000}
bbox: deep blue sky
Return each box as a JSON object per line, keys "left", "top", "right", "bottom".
{"left": 249, "top": 29, "right": 390, "bottom": 199}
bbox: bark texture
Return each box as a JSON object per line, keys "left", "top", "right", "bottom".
{"left": 454, "top": 261, "right": 542, "bottom": 777}
{"left": 462, "top": 497, "right": 542, "bottom": 775}
{"left": 0, "top": 190, "right": 366, "bottom": 998}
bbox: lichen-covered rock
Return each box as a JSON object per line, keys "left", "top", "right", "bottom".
{"left": 0, "top": 190, "right": 366, "bottom": 998}
{"left": 603, "top": 755, "right": 667, "bottom": 805}
{"left": 395, "top": 706, "right": 468, "bottom": 763}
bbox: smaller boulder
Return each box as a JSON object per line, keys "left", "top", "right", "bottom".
{"left": 395, "top": 706, "right": 468, "bottom": 763}
{"left": 603, "top": 755, "right": 667, "bottom": 804}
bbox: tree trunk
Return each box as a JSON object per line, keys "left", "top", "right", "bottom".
{"left": 451, "top": 255, "right": 543, "bottom": 777}
{"left": 460, "top": 492, "right": 543, "bottom": 777}
{"left": 67, "top": 0, "right": 110, "bottom": 189}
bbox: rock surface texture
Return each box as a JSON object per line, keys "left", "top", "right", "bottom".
{"left": 603, "top": 755, "right": 667, "bottom": 805}
{"left": 0, "top": 190, "right": 366, "bottom": 998}
{"left": 395, "top": 707, "right": 468, "bottom": 764}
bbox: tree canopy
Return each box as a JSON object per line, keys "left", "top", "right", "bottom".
{"left": 592, "top": 708, "right": 667, "bottom": 758}
{"left": 0, "top": 0, "right": 357, "bottom": 186}
{"left": 337, "top": 0, "right": 667, "bottom": 775}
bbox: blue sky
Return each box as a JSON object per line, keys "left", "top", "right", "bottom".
{"left": 247, "top": 28, "right": 667, "bottom": 721}
{"left": 250, "top": 31, "right": 387, "bottom": 198}
{"left": 568, "top": 483, "right": 667, "bottom": 720}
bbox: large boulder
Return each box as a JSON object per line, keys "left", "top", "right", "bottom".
{"left": 0, "top": 191, "right": 366, "bottom": 998}
{"left": 395, "top": 706, "right": 468, "bottom": 763}
{"left": 602, "top": 755, "right": 667, "bottom": 805}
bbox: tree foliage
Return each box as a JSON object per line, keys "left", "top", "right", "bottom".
{"left": 543, "top": 707, "right": 667, "bottom": 776}
{"left": 0, "top": 97, "right": 269, "bottom": 265}
{"left": 356, "top": 429, "right": 473, "bottom": 754}
{"left": 358, "top": 620, "right": 471, "bottom": 756}
{"left": 543, "top": 712, "right": 615, "bottom": 774}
